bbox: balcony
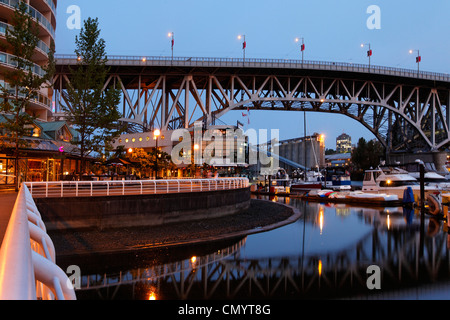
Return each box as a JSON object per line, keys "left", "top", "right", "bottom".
{"left": 0, "top": 0, "right": 56, "bottom": 39}
{"left": 0, "top": 21, "right": 50, "bottom": 62}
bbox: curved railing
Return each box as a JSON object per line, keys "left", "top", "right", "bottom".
{"left": 25, "top": 177, "right": 250, "bottom": 198}
{"left": 0, "top": 184, "right": 76, "bottom": 300}
{"left": 55, "top": 54, "right": 450, "bottom": 83}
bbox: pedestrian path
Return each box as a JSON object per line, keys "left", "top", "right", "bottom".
{"left": 0, "top": 191, "right": 17, "bottom": 247}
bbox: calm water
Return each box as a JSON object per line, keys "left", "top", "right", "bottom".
{"left": 62, "top": 196, "right": 450, "bottom": 300}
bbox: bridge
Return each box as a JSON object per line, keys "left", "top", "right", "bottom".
{"left": 53, "top": 55, "right": 450, "bottom": 154}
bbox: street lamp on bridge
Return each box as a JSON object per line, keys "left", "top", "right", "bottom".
{"left": 409, "top": 49, "right": 421, "bottom": 74}
{"left": 168, "top": 32, "right": 175, "bottom": 63}
{"left": 295, "top": 37, "right": 305, "bottom": 66}
{"left": 238, "top": 34, "right": 246, "bottom": 65}
{"left": 361, "top": 43, "right": 372, "bottom": 71}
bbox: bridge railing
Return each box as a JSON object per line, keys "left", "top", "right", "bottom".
{"left": 0, "top": 184, "right": 76, "bottom": 300}
{"left": 24, "top": 177, "right": 249, "bottom": 198}
{"left": 55, "top": 54, "right": 450, "bottom": 82}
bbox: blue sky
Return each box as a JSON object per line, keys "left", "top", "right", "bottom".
{"left": 55, "top": 0, "right": 450, "bottom": 149}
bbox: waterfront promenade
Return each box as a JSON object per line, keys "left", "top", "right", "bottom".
{"left": 0, "top": 190, "right": 17, "bottom": 247}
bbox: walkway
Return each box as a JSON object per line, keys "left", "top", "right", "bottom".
{"left": 0, "top": 190, "right": 17, "bottom": 247}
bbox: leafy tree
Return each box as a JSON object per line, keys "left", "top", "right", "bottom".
{"left": 130, "top": 148, "right": 173, "bottom": 178}
{"left": 64, "top": 17, "right": 121, "bottom": 173}
{"left": 351, "top": 137, "right": 384, "bottom": 171}
{"left": 0, "top": 3, "right": 55, "bottom": 190}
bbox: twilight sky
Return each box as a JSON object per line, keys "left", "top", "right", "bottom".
{"left": 55, "top": 0, "right": 450, "bottom": 149}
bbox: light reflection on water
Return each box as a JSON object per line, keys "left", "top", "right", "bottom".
{"left": 70, "top": 196, "right": 450, "bottom": 300}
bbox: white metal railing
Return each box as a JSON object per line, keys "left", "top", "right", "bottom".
{"left": 24, "top": 177, "right": 249, "bottom": 198}
{"left": 0, "top": 184, "right": 76, "bottom": 300}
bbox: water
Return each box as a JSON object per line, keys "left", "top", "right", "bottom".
{"left": 64, "top": 196, "right": 450, "bottom": 300}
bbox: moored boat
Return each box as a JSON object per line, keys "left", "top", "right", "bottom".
{"left": 322, "top": 166, "right": 351, "bottom": 191}
{"left": 362, "top": 166, "right": 439, "bottom": 200}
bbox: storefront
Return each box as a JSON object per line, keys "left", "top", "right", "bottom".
{"left": 0, "top": 119, "right": 82, "bottom": 188}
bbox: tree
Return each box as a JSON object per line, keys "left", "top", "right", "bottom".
{"left": 351, "top": 137, "right": 384, "bottom": 171}
{"left": 0, "top": 3, "right": 55, "bottom": 190}
{"left": 64, "top": 17, "right": 121, "bottom": 173}
{"left": 129, "top": 148, "right": 173, "bottom": 178}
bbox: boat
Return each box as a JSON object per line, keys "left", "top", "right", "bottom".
{"left": 362, "top": 166, "right": 439, "bottom": 200}
{"left": 344, "top": 191, "right": 399, "bottom": 203}
{"left": 300, "top": 189, "right": 402, "bottom": 206}
{"left": 398, "top": 160, "right": 450, "bottom": 191}
{"left": 322, "top": 166, "right": 351, "bottom": 191}
{"left": 290, "top": 170, "right": 323, "bottom": 194}
{"left": 254, "top": 168, "right": 291, "bottom": 194}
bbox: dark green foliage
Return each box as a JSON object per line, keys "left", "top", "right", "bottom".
{"left": 63, "top": 17, "right": 121, "bottom": 173}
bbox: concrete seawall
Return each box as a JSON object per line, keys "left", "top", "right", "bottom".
{"left": 35, "top": 187, "right": 251, "bottom": 231}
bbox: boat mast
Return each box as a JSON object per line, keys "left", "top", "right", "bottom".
{"left": 304, "top": 110, "right": 307, "bottom": 182}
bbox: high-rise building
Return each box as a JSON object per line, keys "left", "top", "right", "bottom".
{"left": 0, "top": 1, "right": 73, "bottom": 186}
{"left": 336, "top": 133, "right": 352, "bottom": 153}
{"left": 0, "top": 0, "right": 57, "bottom": 121}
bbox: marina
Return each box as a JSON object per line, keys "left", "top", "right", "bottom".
{"left": 1, "top": 0, "right": 450, "bottom": 304}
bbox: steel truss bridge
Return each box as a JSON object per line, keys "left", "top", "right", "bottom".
{"left": 53, "top": 55, "right": 450, "bottom": 152}
{"left": 73, "top": 216, "right": 450, "bottom": 300}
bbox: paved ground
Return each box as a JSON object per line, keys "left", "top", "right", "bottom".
{"left": 0, "top": 190, "right": 18, "bottom": 247}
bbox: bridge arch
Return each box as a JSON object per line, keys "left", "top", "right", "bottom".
{"left": 53, "top": 55, "right": 450, "bottom": 152}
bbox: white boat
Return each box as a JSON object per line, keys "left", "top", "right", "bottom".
{"left": 362, "top": 166, "right": 439, "bottom": 200}
{"left": 345, "top": 191, "right": 399, "bottom": 202}
{"left": 400, "top": 161, "right": 450, "bottom": 191}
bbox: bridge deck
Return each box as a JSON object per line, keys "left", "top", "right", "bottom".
{"left": 55, "top": 54, "right": 450, "bottom": 86}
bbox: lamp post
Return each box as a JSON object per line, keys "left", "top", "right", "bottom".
{"left": 193, "top": 143, "right": 200, "bottom": 177}
{"left": 361, "top": 43, "right": 372, "bottom": 71}
{"left": 295, "top": 37, "right": 305, "bottom": 66}
{"left": 238, "top": 34, "right": 246, "bottom": 65}
{"left": 168, "top": 32, "right": 174, "bottom": 63}
{"left": 154, "top": 129, "right": 161, "bottom": 179}
{"left": 409, "top": 49, "right": 421, "bottom": 74}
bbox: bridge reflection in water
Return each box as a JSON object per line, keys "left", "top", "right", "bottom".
{"left": 71, "top": 198, "right": 450, "bottom": 300}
